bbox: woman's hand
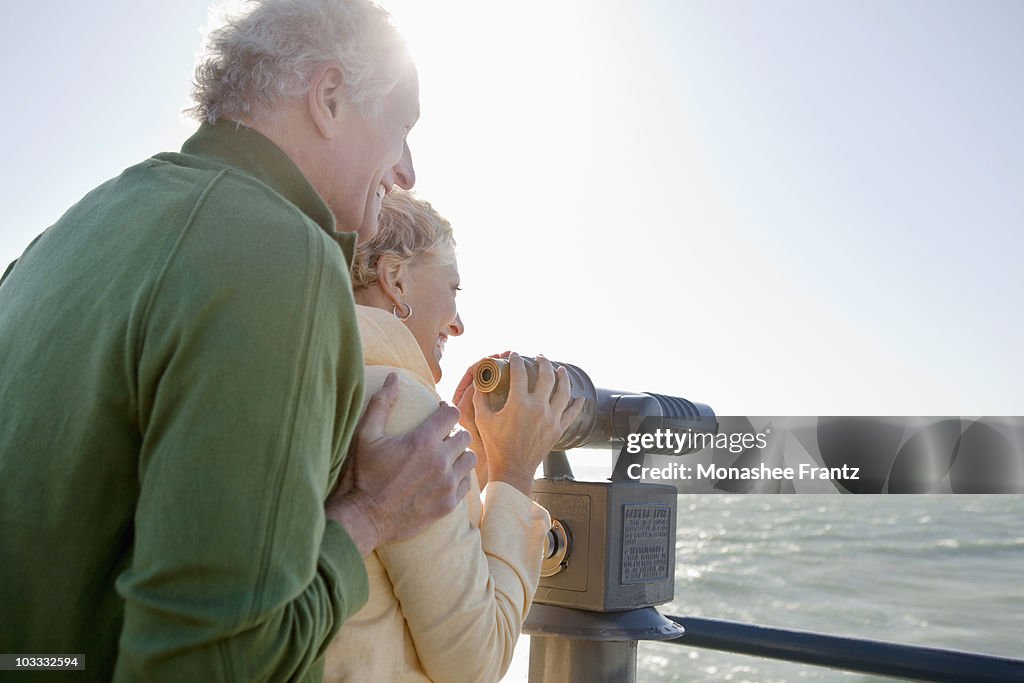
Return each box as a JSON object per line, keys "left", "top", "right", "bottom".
{"left": 471, "top": 353, "right": 585, "bottom": 495}
{"left": 453, "top": 351, "right": 511, "bottom": 488}
{"left": 456, "top": 382, "right": 490, "bottom": 488}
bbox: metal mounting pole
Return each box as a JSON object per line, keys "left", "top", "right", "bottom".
{"left": 528, "top": 638, "right": 637, "bottom": 683}
{"left": 524, "top": 605, "right": 683, "bottom": 683}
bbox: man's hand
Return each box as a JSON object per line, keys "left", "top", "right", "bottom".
{"left": 326, "top": 373, "right": 475, "bottom": 555}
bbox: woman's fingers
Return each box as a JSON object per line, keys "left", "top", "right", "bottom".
{"left": 472, "top": 380, "right": 492, "bottom": 417}
{"left": 457, "top": 383, "right": 474, "bottom": 413}
{"left": 550, "top": 365, "right": 572, "bottom": 409}
{"left": 560, "top": 396, "right": 586, "bottom": 432}
{"left": 451, "top": 364, "right": 476, "bottom": 406}
{"left": 534, "top": 355, "right": 556, "bottom": 400}
{"left": 507, "top": 352, "right": 527, "bottom": 399}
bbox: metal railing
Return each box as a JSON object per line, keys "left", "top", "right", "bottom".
{"left": 661, "top": 614, "right": 1024, "bottom": 682}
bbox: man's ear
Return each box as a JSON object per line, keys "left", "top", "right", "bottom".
{"left": 376, "top": 254, "right": 408, "bottom": 307}
{"left": 307, "top": 63, "right": 346, "bottom": 139}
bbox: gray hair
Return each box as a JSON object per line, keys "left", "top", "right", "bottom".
{"left": 190, "top": 0, "right": 412, "bottom": 123}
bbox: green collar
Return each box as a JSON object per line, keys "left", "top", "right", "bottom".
{"left": 178, "top": 121, "right": 357, "bottom": 265}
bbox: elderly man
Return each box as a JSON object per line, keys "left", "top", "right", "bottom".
{"left": 0, "top": 1, "right": 474, "bottom": 681}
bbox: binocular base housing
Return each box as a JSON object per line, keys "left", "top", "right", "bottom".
{"left": 533, "top": 479, "right": 677, "bottom": 612}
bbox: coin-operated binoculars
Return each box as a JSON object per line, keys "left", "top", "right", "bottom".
{"left": 473, "top": 357, "right": 717, "bottom": 683}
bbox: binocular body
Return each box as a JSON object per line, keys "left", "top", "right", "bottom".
{"left": 474, "top": 356, "right": 717, "bottom": 454}
{"left": 473, "top": 355, "right": 717, "bottom": 613}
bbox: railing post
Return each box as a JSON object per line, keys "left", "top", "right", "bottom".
{"left": 523, "top": 605, "right": 682, "bottom": 683}
{"left": 528, "top": 637, "right": 638, "bottom": 683}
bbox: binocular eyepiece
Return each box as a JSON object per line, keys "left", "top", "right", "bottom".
{"left": 473, "top": 356, "right": 716, "bottom": 454}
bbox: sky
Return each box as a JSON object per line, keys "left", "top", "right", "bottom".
{"left": 2, "top": 0, "right": 1022, "bottom": 420}
{"left": 1, "top": 4, "right": 1020, "bottom": 680}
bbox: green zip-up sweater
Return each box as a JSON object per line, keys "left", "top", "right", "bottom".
{"left": 0, "top": 122, "right": 369, "bottom": 681}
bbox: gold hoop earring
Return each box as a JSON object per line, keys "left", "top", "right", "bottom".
{"left": 392, "top": 302, "right": 413, "bottom": 321}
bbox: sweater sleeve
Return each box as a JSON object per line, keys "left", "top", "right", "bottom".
{"left": 112, "top": 179, "right": 367, "bottom": 682}
{"left": 373, "top": 377, "right": 550, "bottom": 683}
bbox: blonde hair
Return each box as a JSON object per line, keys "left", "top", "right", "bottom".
{"left": 351, "top": 190, "right": 456, "bottom": 290}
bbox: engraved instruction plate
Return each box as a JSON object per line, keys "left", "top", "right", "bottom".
{"left": 621, "top": 503, "right": 671, "bottom": 584}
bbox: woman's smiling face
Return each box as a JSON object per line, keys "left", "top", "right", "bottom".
{"left": 400, "top": 244, "right": 463, "bottom": 382}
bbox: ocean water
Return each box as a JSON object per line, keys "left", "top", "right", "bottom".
{"left": 505, "top": 494, "right": 1024, "bottom": 682}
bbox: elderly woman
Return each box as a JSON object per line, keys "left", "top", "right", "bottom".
{"left": 324, "top": 190, "right": 581, "bottom": 682}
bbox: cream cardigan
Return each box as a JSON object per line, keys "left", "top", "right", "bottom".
{"left": 324, "top": 305, "right": 550, "bottom": 683}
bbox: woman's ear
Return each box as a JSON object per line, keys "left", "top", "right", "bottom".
{"left": 376, "top": 254, "right": 408, "bottom": 308}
